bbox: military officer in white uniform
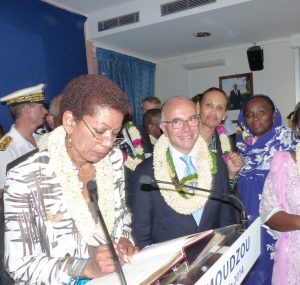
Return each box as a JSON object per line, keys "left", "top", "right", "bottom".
{"left": 0, "top": 83, "right": 48, "bottom": 191}
{"left": 0, "top": 83, "right": 47, "bottom": 284}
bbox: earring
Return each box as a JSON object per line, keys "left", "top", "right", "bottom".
{"left": 67, "top": 133, "right": 72, "bottom": 148}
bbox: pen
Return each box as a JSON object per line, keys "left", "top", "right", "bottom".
{"left": 93, "top": 233, "right": 107, "bottom": 244}
{"left": 93, "top": 233, "right": 132, "bottom": 264}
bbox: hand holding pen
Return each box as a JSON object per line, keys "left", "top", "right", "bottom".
{"left": 93, "top": 234, "right": 138, "bottom": 264}
{"left": 78, "top": 242, "right": 123, "bottom": 279}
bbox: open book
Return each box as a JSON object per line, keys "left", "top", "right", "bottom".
{"left": 89, "top": 230, "right": 214, "bottom": 285}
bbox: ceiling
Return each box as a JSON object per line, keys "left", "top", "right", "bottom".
{"left": 43, "top": 0, "right": 300, "bottom": 61}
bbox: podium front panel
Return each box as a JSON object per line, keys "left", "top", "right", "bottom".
{"left": 195, "top": 217, "right": 261, "bottom": 285}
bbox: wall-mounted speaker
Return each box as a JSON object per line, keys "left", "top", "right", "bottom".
{"left": 247, "top": 46, "right": 264, "bottom": 71}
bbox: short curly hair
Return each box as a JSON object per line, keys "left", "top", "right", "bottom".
{"left": 60, "top": 74, "right": 129, "bottom": 121}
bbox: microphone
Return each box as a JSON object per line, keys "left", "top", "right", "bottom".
{"left": 139, "top": 175, "right": 248, "bottom": 230}
{"left": 87, "top": 181, "right": 127, "bottom": 285}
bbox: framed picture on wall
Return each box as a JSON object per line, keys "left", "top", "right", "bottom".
{"left": 219, "top": 72, "right": 253, "bottom": 121}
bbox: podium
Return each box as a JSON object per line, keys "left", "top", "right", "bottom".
{"left": 177, "top": 218, "right": 260, "bottom": 285}
{"left": 89, "top": 218, "right": 260, "bottom": 285}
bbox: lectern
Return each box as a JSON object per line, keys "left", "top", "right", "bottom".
{"left": 177, "top": 218, "right": 260, "bottom": 285}
{"left": 89, "top": 218, "right": 260, "bottom": 285}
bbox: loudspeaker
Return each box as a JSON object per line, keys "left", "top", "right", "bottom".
{"left": 247, "top": 46, "right": 264, "bottom": 71}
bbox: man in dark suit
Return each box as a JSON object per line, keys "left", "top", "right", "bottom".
{"left": 229, "top": 83, "right": 241, "bottom": 110}
{"left": 132, "top": 97, "right": 237, "bottom": 249}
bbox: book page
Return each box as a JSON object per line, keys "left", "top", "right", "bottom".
{"left": 89, "top": 230, "right": 213, "bottom": 285}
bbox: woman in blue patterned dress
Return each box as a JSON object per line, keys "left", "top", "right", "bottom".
{"left": 236, "top": 95, "right": 297, "bottom": 285}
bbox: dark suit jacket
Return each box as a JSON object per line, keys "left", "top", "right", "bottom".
{"left": 229, "top": 89, "right": 241, "bottom": 110}
{"left": 132, "top": 142, "right": 238, "bottom": 249}
{"left": 138, "top": 126, "right": 153, "bottom": 155}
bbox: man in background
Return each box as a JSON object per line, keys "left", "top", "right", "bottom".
{"left": 139, "top": 96, "right": 162, "bottom": 157}
{"left": 46, "top": 93, "right": 63, "bottom": 130}
{"left": 141, "top": 96, "right": 161, "bottom": 114}
{"left": 142, "top": 108, "right": 162, "bottom": 154}
{"left": 191, "top": 93, "right": 203, "bottom": 115}
{"left": 229, "top": 83, "right": 241, "bottom": 110}
{"left": 123, "top": 97, "right": 162, "bottom": 210}
{"left": 37, "top": 93, "right": 64, "bottom": 151}
{"left": 0, "top": 83, "right": 47, "bottom": 284}
{"left": 0, "top": 83, "right": 47, "bottom": 189}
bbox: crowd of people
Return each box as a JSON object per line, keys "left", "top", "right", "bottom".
{"left": 0, "top": 74, "right": 299, "bottom": 285}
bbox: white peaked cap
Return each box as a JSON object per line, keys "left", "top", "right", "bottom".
{"left": 0, "top": 83, "right": 46, "bottom": 106}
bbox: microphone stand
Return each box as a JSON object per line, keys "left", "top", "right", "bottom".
{"left": 87, "top": 181, "right": 127, "bottom": 285}
{"left": 140, "top": 176, "right": 248, "bottom": 230}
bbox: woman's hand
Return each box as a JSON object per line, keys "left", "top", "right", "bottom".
{"left": 81, "top": 243, "right": 125, "bottom": 279}
{"left": 118, "top": 237, "right": 139, "bottom": 262}
{"left": 226, "top": 152, "right": 244, "bottom": 179}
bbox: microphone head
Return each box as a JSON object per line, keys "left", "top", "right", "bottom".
{"left": 139, "top": 175, "right": 154, "bottom": 185}
{"left": 87, "top": 180, "right": 97, "bottom": 194}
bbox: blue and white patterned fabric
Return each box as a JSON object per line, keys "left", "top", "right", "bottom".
{"left": 236, "top": 95, "right": 298, "bottom": 285}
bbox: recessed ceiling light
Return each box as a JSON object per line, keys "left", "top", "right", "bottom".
{"left": 193, "top": 31, "right": 211, "bottom": 38}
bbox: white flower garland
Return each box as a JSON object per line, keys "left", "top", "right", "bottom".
{"left": 37, "top": 132, "right": 50, "bottom": 151}
{"left": 126, "top": 122, "right": 144, "bottom": 157}
{"left": 48, "top": 126, "right": 115, "bottom": 246}
{"left": 149, "top": 134, "right": 158, "bottom": 146}
{"left": 242, "top": 130, "right": 257, "bottom": 145}
{"left": 218, "top": 133, "right": 231, "bottom": 154}
{"left": 124, "top": 121, "right": 145, "bottom": 170}
{"left": 216, "top": 124, "right": 232, "bottom": 162}
{"left": 124, "top": 156, "right": 143, "bottom": 171}
{"left": 153, "top": 134, "right": 213, "bottom": 214}
{"left": 296, "top": 144, "right": 300, "bottom": 175}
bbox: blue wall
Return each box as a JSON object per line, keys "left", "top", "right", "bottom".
{"left": 0, "top": 0, "right": 87, "bottom": 132}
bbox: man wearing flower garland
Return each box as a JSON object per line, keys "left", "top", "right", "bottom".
{"left": 132, "top": 96, "right": 238, "bottom": 248}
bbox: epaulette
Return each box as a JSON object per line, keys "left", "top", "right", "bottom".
{"left": 0, "top": 136, "right": 13, "bottom": 151}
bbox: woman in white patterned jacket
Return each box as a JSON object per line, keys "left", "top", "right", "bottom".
{"left": 3, "top": 74, "right": 138, "bottom": 284}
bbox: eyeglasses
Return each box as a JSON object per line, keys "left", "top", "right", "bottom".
{"left": 245, "top": 109, "right": 266, "bottom": 119}
{"left": 82, "top": 118, "right": 125, "bottom": 145}
{"left": 162, "top": 115, "right": 199, "bottom": 129}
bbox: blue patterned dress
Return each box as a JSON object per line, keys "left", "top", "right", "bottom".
{"left": 236, "top": 98, "right": 297, "bottom": 285}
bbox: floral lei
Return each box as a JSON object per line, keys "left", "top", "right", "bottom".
{"left": 242, "top": 130, "right": 257, "bottom": 146}
{"left": 123, "top": 121, "right": 145, "bottom": 170}
{"left": 216, "top": 124, "right": 232, "bottom": 162}
{"left": 47, "top": 126, "right": 115, "bottom": 246}
{"left": 153, "top": 134, "right": 213, "bottom": 214}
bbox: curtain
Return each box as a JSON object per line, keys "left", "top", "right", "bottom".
{"left": 96, "top": 48, "right": 156, "bottom": 126}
